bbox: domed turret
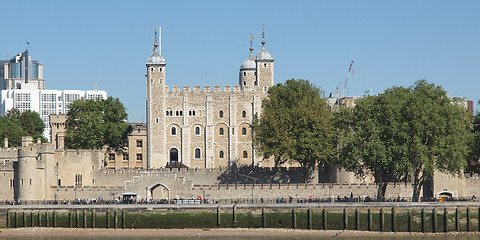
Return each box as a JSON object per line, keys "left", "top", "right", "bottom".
{"left": 240, "top": 46, "right": 256, "bottom": 70}
{"left": 256, "top": 39, "right": 273, "bottom": 60}
{"left": 147, "top": 27, "right": 165, "bottom": 65}
{"left": 147, "top": 48, "right": 165, "bottom": 65}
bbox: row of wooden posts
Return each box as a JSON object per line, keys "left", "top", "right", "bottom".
{"left": 6, "top": 209, "right": 127, "bottom": 229}
{"left": 6, "top": 206, "right": 480, "bottom": 232}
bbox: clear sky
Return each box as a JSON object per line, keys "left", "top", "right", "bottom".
{"left": 1, "top": 0, "right": 479, "bottom": 122}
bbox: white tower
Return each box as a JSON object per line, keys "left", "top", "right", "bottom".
{"left": 146, "top": 26, "right": 167, "bottom": 169}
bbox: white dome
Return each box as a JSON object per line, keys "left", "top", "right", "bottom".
{"left": 147, "top": 50, "right": 165, "bottom": 65}
{"left": 256, "top": 46, "right": 273, "bottom": 60}
{"left": 240, "top": 55, "right": 256, "bottom": 70}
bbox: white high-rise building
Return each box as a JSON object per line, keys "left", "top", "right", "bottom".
{"left": 0, "top": 50, "right": 107, "bottom": 140}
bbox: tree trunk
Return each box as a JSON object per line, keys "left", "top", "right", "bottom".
{"left": 412, "top": 176, "right": 422, "bottom": 202}
{"left": 377, "top": 181, "right": 388, "bottom": 201}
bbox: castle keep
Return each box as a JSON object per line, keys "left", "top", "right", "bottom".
{"left": 146, "top": 27, "right": 274, "bottom": 169}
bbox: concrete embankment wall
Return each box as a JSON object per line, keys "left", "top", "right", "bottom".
{"left": 2, "top": 203, "right": 480, "bottom": 233}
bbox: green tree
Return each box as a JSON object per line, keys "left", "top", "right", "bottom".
{"left": 253, "top": 79, "right": 337, "bottom": 182}
{"left": 65, "top": 97, "right": 132, "bottom": 150}
{"left": 3, "top": 109, "right": 46, "bottom": 143}
{"left": 18, "top": 110, "right": 45, "bottom": 140}
{"left": 5, "top": 108, "right": 21, "bottom": 119}
{"left": 337, "top": 80, "right": 472, "bottom": 201}
{"left": 0, "top": 116, "right": 25, "bottom": 147}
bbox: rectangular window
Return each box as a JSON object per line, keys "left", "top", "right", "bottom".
{"left": 123, "top": 153, "right": 129, "bottom": 161}
{"left": 137, "top": 140, "right": 142, "bottom": 148}
{"left": 136, "top": 154, "right": 142, "bottom": 161}
{"left": 109, "top": 154, "right": 115, "bottom": 161}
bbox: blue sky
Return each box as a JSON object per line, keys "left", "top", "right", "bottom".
{"left": 1, "top": 1, "right": 479, "bottom": 122}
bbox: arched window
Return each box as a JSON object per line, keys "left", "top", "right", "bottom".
{"left": 243, "top": 151, "right": 248, "bottom": 158}
{"left": 242, "top": 127, "right": 247, "bottom": 135}
{"left": 219, "top": 151, "right": 224, "bottom": 158}
{"left": 242, "top": 111, "right": 246, "bottom": 118}
{"left": 219, "top": 127, "right": 224, "bottom": 136}
{"left": 170, "top": 148, "right": 178, "bottom": 162}
{"left": 219, "top": 110, "right": 223, "bottom": 118}
{"left": 195, "top": 126, "right": 200, "bottom": 135}
{"left": 171, "top": 127, "right": 177, "bottom": 136}
{"left": 243, "top": 81, "right": 246, "bottom": 85}
{"left": 194, "top": 148, "right": 201, "bottom": 159}
{"left": 243, "top": 72, "right": 246, "bottom": 77}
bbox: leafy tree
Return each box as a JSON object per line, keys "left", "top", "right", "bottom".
{"left": 337, "top": 80, "right": 472, "bottom": 201}
{"left": 3, "top": 109, "right": 46, "bottom": 144}
{"left": 253, "top": 79, "right": 337, "bottom": 182}
{"left": 65, "top": 97, "right": 132, "bottom": 150}
{"left": 0, "top": 116, "right": 25, "bottom": 147}
{"left": 5, "top": 108, "right": 21, "bottom": 119}
{"left": 18, "top": 110, "right": 45, "bottom": 140}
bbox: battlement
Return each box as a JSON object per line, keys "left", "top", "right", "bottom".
{"left": 165, "top": 85, "right": 254, "bottom": 94}
{"left": 0, "top": 147, "right": 19, "bottom": 156}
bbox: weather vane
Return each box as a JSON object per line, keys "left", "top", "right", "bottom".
{"left": 259, "top": 24, "right": 267, "bottom": 42}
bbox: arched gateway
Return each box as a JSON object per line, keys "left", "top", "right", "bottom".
{"left": 149, "top": 183, "right": 170, "bottom": 201}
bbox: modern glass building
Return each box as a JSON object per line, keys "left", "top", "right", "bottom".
{"left": 0, "top": 50, "right": 107, "bottom": 141}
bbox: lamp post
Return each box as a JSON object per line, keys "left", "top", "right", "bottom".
{"left": 237, "top": 173, "right": 259, "bottom": 203}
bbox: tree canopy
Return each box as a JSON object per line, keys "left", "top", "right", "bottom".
{"left": 65, "top": 97, "right": 132, "bottom": 150}
{"left": 253, "top": 79, "right": 337, "bottom": 181}
{"left": 337, "top": 80, "right": 472, "bottom": 201}
{"left": 0, "top": 109, "right": 45, "bottom": 147}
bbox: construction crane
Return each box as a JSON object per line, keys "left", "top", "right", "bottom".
{"left": 342, "top": 60, "right": 354, "bottom": 98}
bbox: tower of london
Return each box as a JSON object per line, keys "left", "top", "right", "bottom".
{"left": 146, "top": 27, "right": 275, "bottom": 169}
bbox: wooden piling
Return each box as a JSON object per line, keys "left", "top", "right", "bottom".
{"left": 83, "top": 209, "right": 87, "bottom": 228}
{"left": 262, "top": 208, "right": 266, "bottom": 228}
{"left": 122, "top": 210, "right": 125, "bottom": 229}
{"left": 355, "top": 209, "right": 359, "bottom": 231}
{"left": 455, "top": 207, "right": 459, "bottom": 232}
{"left": 307, "top": 208, "right": 312, "bottom": 230}
{"left": 466, "top": 207, "right": 470, "bottom": 232}
{"left": 380, "top": 208, "right": 384, "bottom": 232}
{"left": 114, "top": 210, "right": 118, "bottom": 229}
{"left": 322, "top": 209, "right": 327, "bottom": 230}
{"left": 432, "top": 208, "right": 436, "bottom": 233}
{"left": 391, "top": 207, "right": 396, "bottom": 232}
{"left": 6, "top": 211, "right": 9, "bottom": 229}
{"left": 106, "top": 210, "right": 110, "bottom": 229}
{"left": 217, "top": 206, "right": 221, "bottom": 227}
{"left": 92, "top": 210, "right": 95, "bottom": 229}
{"left": 291, "top": 208, "right": 296, "bottom": 229}
{"left": 68, "top": 211, "right": 72, "bottom": 228}
{"left": 421, "top": 208, "right": 425, "bottom": 233}
{"left": 30, "top": 211, "right": 33, "bottom": 227}
{"left": 232, "top": 205, "right": 237, "bottom": 226}
{"left": 45, "top": 211, "right": 49, "bottom": 228}
{"left": 14, "top": 211, "right": 17, "bottom": 228}
{"left": 367, "top": 208, "right": 372, "bottom": 231}
{"left": 52, "top": 211, "right": 56, "bottom": 228}
{"left": 75, "top": 211, "right": 79, "bottom": 228}
{"left": 444, "top": 208, "right": 448, "bottom": 233}
{"left": 343, "top": 208, "right": 348, "bottom": 230}
{"left": 22, "top": 211, "right": 26, "bottom": 228}
{"left": 408, "top": 210, "right": 412, "bottom": 232}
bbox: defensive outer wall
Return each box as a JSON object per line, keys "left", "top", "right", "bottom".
{"left": 2, "top": 140, "right": 480, "bottom": 202}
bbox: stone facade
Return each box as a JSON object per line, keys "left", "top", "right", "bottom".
{"left": 146, "top": 27, "right": 274, "bottom": 170}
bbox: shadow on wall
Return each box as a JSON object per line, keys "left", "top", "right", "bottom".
{"left": 216, "top": 166, "right": 314, "bottom": 184}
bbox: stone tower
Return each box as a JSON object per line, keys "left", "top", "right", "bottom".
{"left": 146, "top": 26, "right": 167, "bottom": 169}
{"left": 255, "top": 26, "right": 274, "bottom": 93}
{"left": 239, "top": 35, "right": 257, "bottom": 88}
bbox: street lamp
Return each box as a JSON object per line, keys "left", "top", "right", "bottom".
{"left": 237, "top": 173, "right": 259, "bottom": 203}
